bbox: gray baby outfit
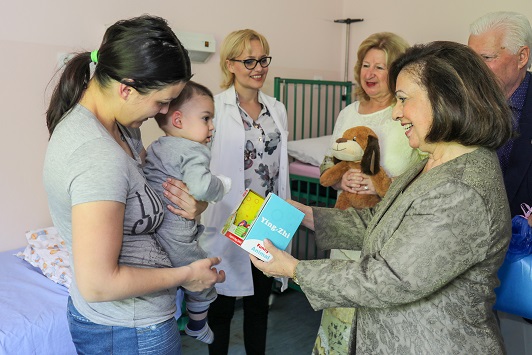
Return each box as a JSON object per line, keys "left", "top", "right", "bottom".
{"left": 144, "top": 136, "right": 226, "bottom": 308}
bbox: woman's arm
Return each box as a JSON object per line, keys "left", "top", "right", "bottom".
{"left": 163, "top": 178, "right": 208, "bottom": 219}
{"left": 288, "top": 199, "right": 372, "bottom": 250}
{"left": 298, "top": 184, "right": 495, "bottom": 311}
{"left": 72, "top": 200, "right": 224, "bottom": 302}
{"left": 287, "top": 199, "right": 315, "bottom": 230}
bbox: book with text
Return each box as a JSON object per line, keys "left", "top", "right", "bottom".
{"left": 221, "top": 189, "right": 304, "bottom": 262}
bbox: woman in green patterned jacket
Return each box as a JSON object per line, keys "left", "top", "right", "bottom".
{"left": 251, "top": 41, "right": 512, "bottom": 354}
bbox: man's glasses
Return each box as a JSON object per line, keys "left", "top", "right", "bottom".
{"left": 230, "top": 56, "right": 272, "bottom": 70}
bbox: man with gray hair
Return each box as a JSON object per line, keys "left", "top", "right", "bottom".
{"left": 469, "top": 11, "right": 532, "bottom": 219}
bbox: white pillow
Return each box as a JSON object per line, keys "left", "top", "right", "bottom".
{"left": 16, "top": 227, "right": 72, "bottom": 288}
{"left": 287, "top": 135, "right": 332, "bottom": 166}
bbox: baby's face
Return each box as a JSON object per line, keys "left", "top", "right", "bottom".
{"left": 177, "top": 94, "right": 215, "bottom": 145}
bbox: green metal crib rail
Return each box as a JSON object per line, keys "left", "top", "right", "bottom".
{"left": 273, "top": 77, "right": 353, "bottom": 291}
{"left": 274, "top": 77, "right": 353, "bottom": 140}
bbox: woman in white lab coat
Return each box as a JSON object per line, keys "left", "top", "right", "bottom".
{"left": 200, "top": 29, "right": 290, "bottom": 355}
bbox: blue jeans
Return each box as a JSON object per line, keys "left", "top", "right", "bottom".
{"left": 67, "top": 297, "right": 181, "bottom": 354}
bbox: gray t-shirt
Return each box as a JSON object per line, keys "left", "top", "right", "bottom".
{"left": 43, "top": 104, "right": 177, "bottom": 327}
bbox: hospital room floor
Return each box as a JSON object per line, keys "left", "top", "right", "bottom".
{"left": 181, "top": 287, "right": 322, "bottom": 354}
{"left": 180, "top": 289, "right": 532, "bottom": 354}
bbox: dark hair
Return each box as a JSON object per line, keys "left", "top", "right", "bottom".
{"left": 46, "top": 14, "right": 192, "bottom": 136}
{"left": 154, "top": 80, "right": 214, "bottom": 127}
{"left": 389, "top": 41, "right": 512, "bottom": 149}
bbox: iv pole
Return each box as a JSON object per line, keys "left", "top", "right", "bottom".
{"left": 334, "top": 18, "right": 364, "bottom": 88}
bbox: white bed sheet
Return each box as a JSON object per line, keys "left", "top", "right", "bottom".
{"left": 287, "top": 135, "right": 331, "bottom": 166}
{"left": 0, "top": 248, "right": 75, "bottom": 355}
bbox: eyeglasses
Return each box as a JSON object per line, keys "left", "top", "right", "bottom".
{"left": 229, "top": 56, "right": 272, "bottom": 70}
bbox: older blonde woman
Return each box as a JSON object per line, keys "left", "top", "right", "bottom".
{"left": 316, "top": 32, "right": 422, "bottom": 354}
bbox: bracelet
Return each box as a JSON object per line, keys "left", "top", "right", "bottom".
{"left": 292, "top": 261, "right": 301, "bottom": 285}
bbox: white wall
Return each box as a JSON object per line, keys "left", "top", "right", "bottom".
{"left": 0, "top": 0, "right": 344, "bottom": 251}
{"left": 341, "top": 0, "right": 532, "bottom": 85}
{"left": 2, "top": 0, "right": 531, "bottom": 251}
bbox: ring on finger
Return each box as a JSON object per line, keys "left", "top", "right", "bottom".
{"left": 364, "top": 185, "right": 369, "bottom": 190}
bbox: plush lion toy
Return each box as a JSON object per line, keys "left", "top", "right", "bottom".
{"left": 320, "top": 126, "right": 392, "bottom": 210}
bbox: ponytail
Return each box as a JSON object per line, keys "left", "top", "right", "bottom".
{"left": 45, "top": 15, "right": 192, "bottom": 138}
{"left": 46, "top": 53, "right": 91, "bottom": 136}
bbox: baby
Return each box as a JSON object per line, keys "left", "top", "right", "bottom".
{"left": 144, "top": 81, "right": 231, "bottom": 344}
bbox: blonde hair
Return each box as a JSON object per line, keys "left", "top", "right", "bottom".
{"left": 353, "top": 32, "right": 410, "bottom": 102}
{"left": 219, "top": 29, "right": 270, "bottom": 89}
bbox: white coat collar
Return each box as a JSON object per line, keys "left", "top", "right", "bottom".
{"left": 220, "top": 85, "right": 278, "bottom": 109}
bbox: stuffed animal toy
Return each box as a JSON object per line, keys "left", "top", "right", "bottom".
{"left": 320, "top": 126, "right": 392, "bottom": 210}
